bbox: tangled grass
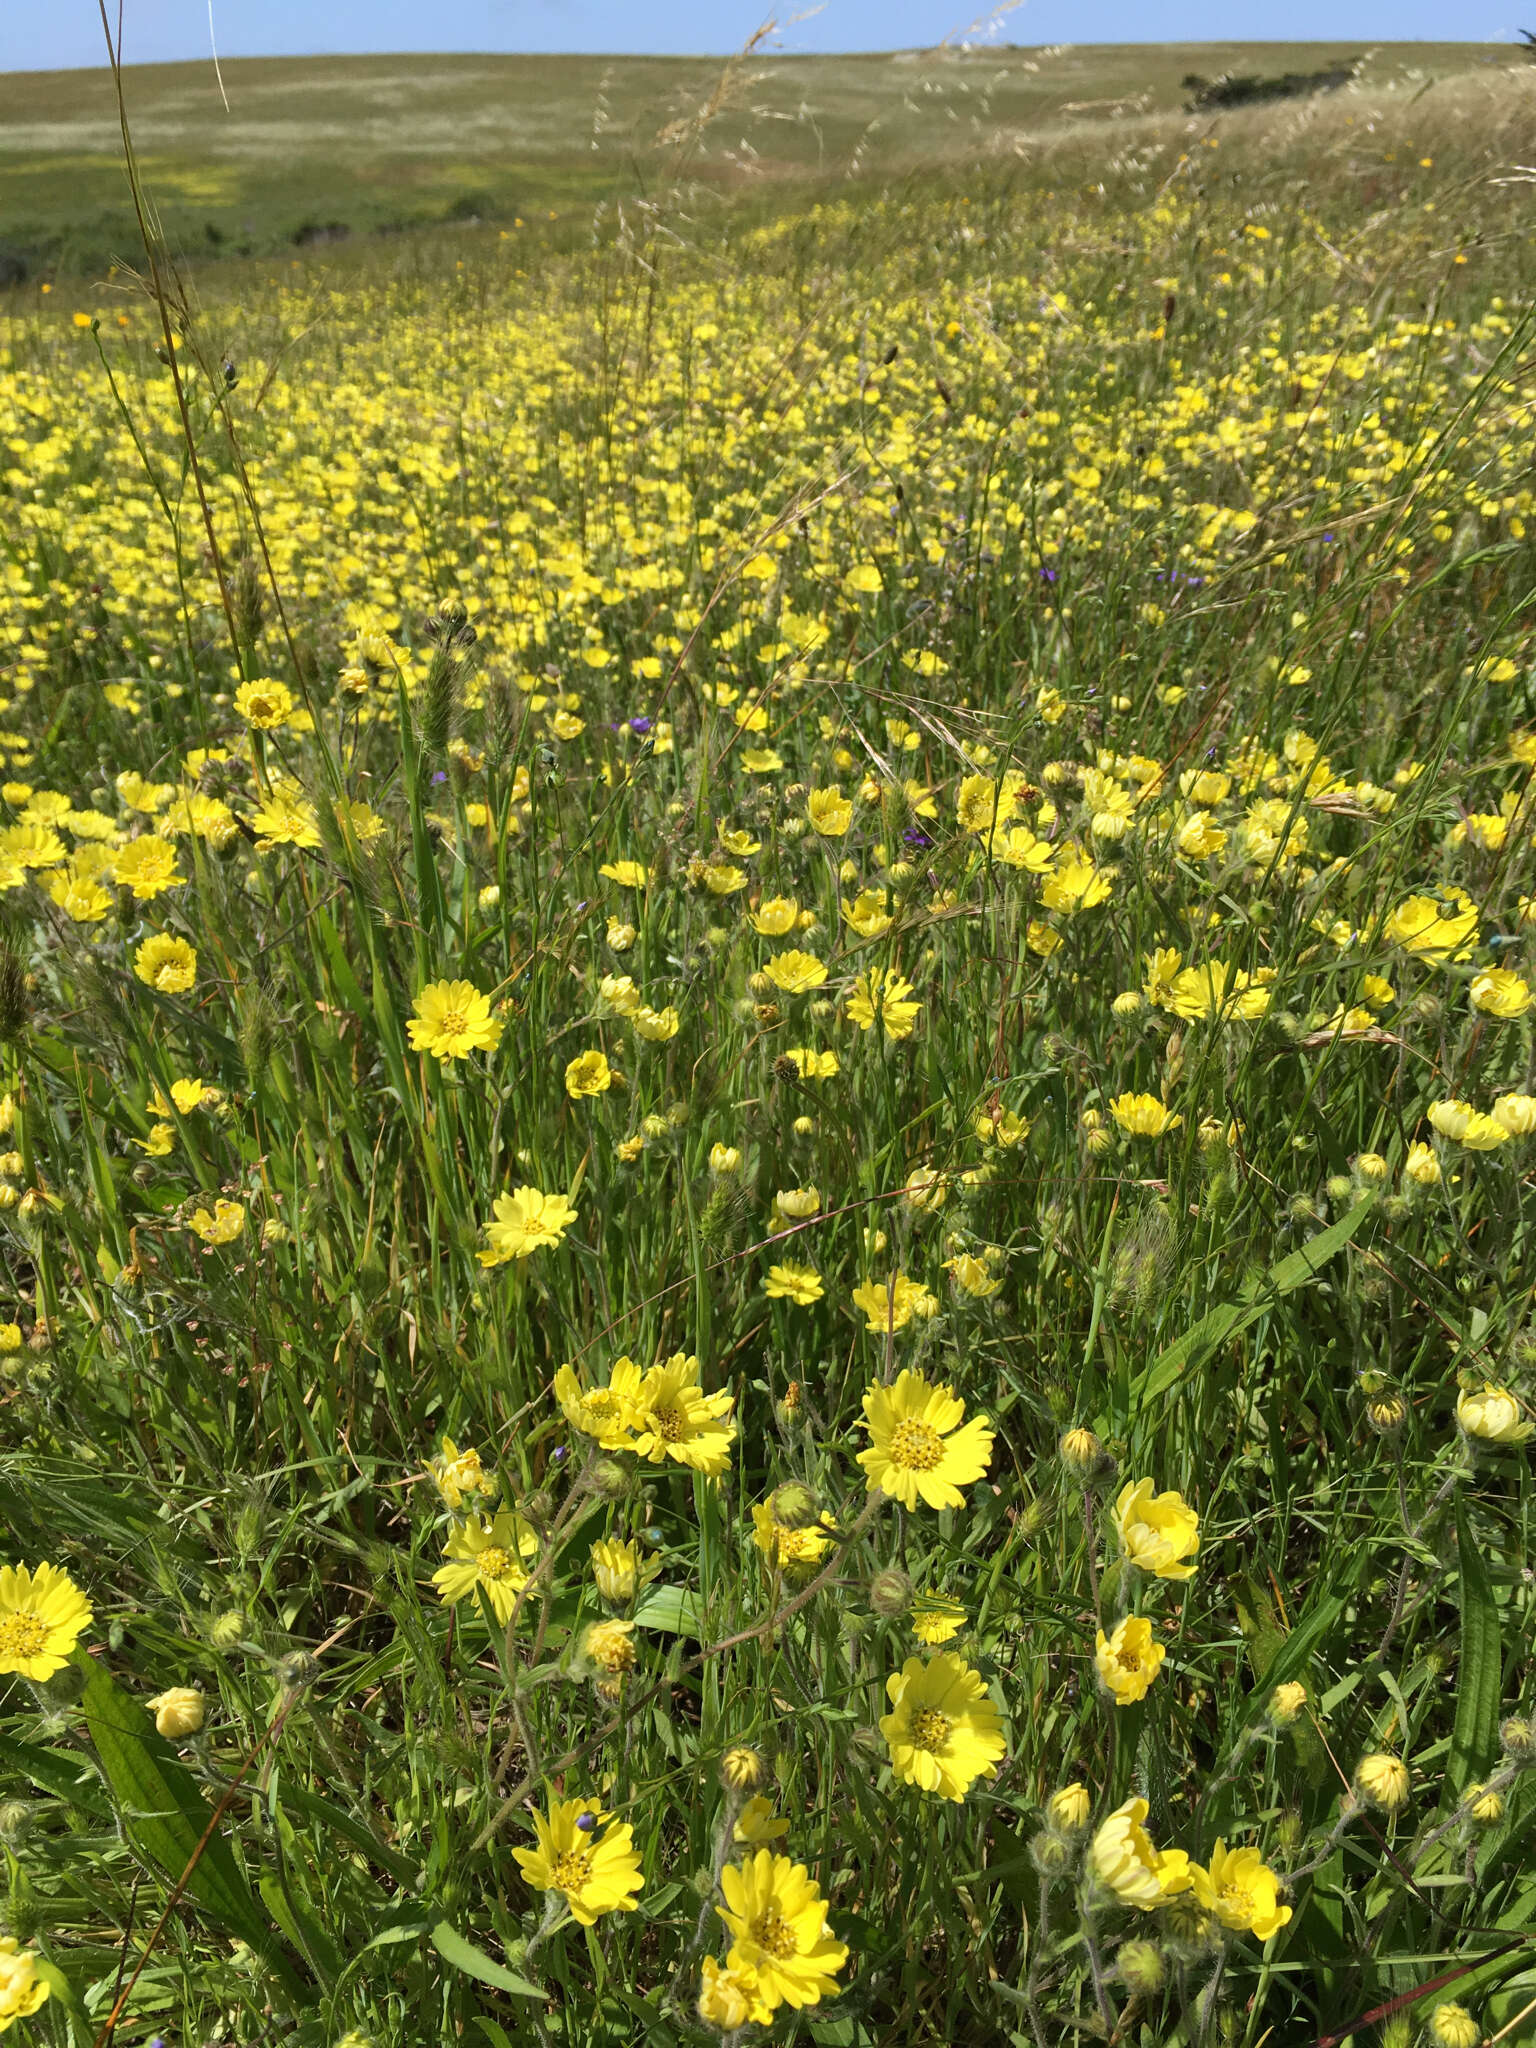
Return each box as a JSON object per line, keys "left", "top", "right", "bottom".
{"left": 2, "top": 52, "right": 1536, "bottom": 2048}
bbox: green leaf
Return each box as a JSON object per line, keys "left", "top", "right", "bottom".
{"left": 1447, "top": 1500, "right": 1502, "bottom": 1803}
{"left": 1111, "top": 1197, "right": 1374, "bottom": 1424}
{"left": 77, "top": 1658, "right": 310, "bottom": 2002}
{"left": 0, "top": 1732, "right": 109, "bottom": 1815}
{"left": 633, "top": 1585, "right": 703, "bottom": 1636}
{"left": 428, "top": 1920, "right": 546, "bottom": 1999}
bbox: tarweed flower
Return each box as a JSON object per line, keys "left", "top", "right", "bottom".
{"left": 479, "top": 1187, "right": 576, "bottom": 1264}
{"left": 590, "top": 1538, "right": 655, "bottom": 1605}
{"left": 879, "top": 1652, "right": 1005, "bottom": 1799}
{"left": 858, "top": 1368, "right": 993, "bottom": 1509}
{"left": 764, "top": 1262, "right": 823, "bottom": 1305}
{"left": 1269, "top": 1681, "right": 1308, "bottom": 1724}
{"left": 1090, "top": 1798, "right": 1191, "bottom": 1907}
{"left": 407, "top": 979, "right": 503, "bottom": 1062}
{"left": 1464, "top": 1782, "right": 1505, "bottom": 1825}
{"left": 628, "top": 1354, "right": 737, "bottom": 1476}
{"left": 429, "top": 1438, "right": 497, "bottom": 1510}
{"left": 846, "top": 967, "right": 922, "bottom": 1040}
{"left": 697, "top": 1955, "right": 765, "bottom": 2029}
{"left": 1048, "top": 1783, "right": 1091, "bottom": 1833}
{"left": 431, "top": 1510, "right": 539, "bottom": 1624}
{"left": 0, "top": 1561, "right": 92, "bottom": 1679}
{"left": 1113, "top": 1478, "right": 1200, "bottom": 1579}
{"left": 134, "top": 933, "right": 197, "bottom": 992}
{"left": 1355, "top": 1752, "right": 1411, "bottom": 1812}
{"left": 187, "top": 1200, "right": 245, "bottom": 1245}
{"left": 721, "top": 1746, "right": 767, "bottom": 1793}
{"left": 554, "top": 1358, "right": 642, "bottom": 1449}
{"left": 734, "top": 1795, "right": 791, "bottom": 1845}
{"left": 716, "top": 1850, "right": 848, "bottom": 2013}
{"left": 1096, "top": 1615, "right": 1165, "bottom": 1705}
{"left": 514, "top": 1797, "right": 643, "bottom": 1925}
{"left": 1456, "top": 1384, "right": 1533, "bottom": 1443}
{"left": 582, "top": 1618, "right": 636, "bottom": 1677}
{"left": 850, "top": 1273, "right": 937, "bottom": 1334}
{"left": 0, "top": 1938, "right": 49, "bottom": 2030}
{"left": 564, "top": 1049, "right": 613, "bottom": 1097}
{"left": 1109, "top": 1092, "right": 1181, "bottom": 1138}
{"left": 1189, "top": 1841, "right": 1292, "bottom": 1939}
{"left": 1428, "top": 2004, "right": 1480, "bottom": 2048}
{"left": 752, "top": 1500, "right": 834, "bottom": 1573}
{"left": 911, "top": 1595, "right": 966, "bottom": 1645}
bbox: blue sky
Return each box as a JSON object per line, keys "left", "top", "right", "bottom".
{"left": 12, "top": 0, "right": 1522, "bottom": 72}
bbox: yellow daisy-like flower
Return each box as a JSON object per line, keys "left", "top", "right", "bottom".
{"left": 1384, "top": 890, "right": 1478, "bottom": 962}
{"left": 565, "top": 1049, "right": 614, "bottom": 1097}
{"left": 0, "top": 1561, "right": 92, "bottom": 1680}
{"left": 850, "top": 1272, "right": 937, "bottom": 1336}
{"left": 806, "top": 787, "right": 852, "bottom": 836}
{"left": 479, "top": 1186, "right": 577, "bottom": 1264}
{"left": 1041, "top": 856, "right": 1114, "bottom": 914}
{"left": 733, "top": 1795, "right": 791, "bottom": 1845}
{"left": 599, "top": 859, "right": 649, "bottom": 888}
{"left": 1090, "top": 1796, "right": 1192, "bottom": 1908}
{"left": 763, "top": 1262, "right": 823, "bottom": 1305}
{"left": 133, "top": 932, "right": 197, "bottom": 993}
{"left": 751, "top": 1500, "right": 835, "bottom": 1573}
{"left": 0, "top": 1938, "right": 50, "bottom": 2031}
{"left": 1095, "top": 1614, "right": 1165, "bottom": 1705}
{"left": 187, "top": 1199, "right": 245, "bottom": 1246}
{"left": 589, "top": 1538, "right": 657, "bottom": 1605}
{"left": 1427, "top": 1100, "right": 1509, "bottom": 1151}
{"left": 109, "top": 835, "right": 184, "bottom": 900}
{"left": 1189, "top": 1840, "right": 1292, "bottom": 1940}
{"left": 717, "top": 1850, "right": 848, "bottom": 2014}
{"left": 513, "top": 1796, "right": 643, "bottom": 1926}
{"left": 764, "top": 949, "right": 827, "bottom": 995}
{"left": 1108, "top": 1091, "right": 1181, "bottom": 1138}
{"left": 1470, "top": 967, "right": 1533, "bottom": 1018}
{"left": 698, "top": 1954, "right": 767, "bottom": 2029}
{"left": 431, "top": 1509, "right": 539, "bottom": 1624}
{"left": 880, "top": 1651, "right": 1005, "bottom": 1799}
{"left": 857, "top": 1367, "right": 993, "bottom": 1510}
{"left": 428, "top": 1437, "right": 497, "bottom": 1511}
{"left": 406, "top": 979, "right": 503, "bottom": 1062}
{"left": 1456, "top": 1384, "right": 1533, "bottom": 1443}
{"left": 910, "top": 1595, "right": 967, "bottom": 1645}
{"left": 553, "top": 1357, "right": 643, "bottom": 1448}
{"left": 1113, "top": 1478, "right": 1201, "bottom": 1580}
{"left": 234, "top": 677, "right": 297, "bottom": 729}
{"left": 627, "top": 1353, "right": 737, "bottom": 1476}
{"left": 751, "top": 896, "right": 800, "bottom": 937}
{"left": 846, "top": 967, "right": 922, "bottom": 1041}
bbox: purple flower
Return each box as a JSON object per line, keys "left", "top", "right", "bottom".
{"left": 904, "top": 828, "right": 933, "bottom": 849}
{"left": 628, "top": 716, "right": 653, "bottom": 735}
{"left": 431, "top": 770, "right": 449, "bottom": 784}
{"left": 1039, "top": 567, "right": 1058, "bottom": 583}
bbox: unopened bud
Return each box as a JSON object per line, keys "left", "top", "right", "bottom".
{"left": 277, "top": 1650, "right": 321, "bottom": 1692}
{"left": 591, "top": 1458, "right": 630, "bottom": 1500}
{"left": 1115, "top": 1939, "right": 1166, "bottom": 1997}
{"left": 1059, "top": 1426, "right": 1102, "bottom": 1475}
{"left": 1029, "top": 1829, "right": 1073, "bottom": 1878}
{"left": 720, "top": 1746, "right": 767, "bottom": 1793}
{"left": 1464, "top": 1782, "right": 1505, "bottom": 1825}
{"left": 1500, "top": 1715, "right": 1536, "bottom": 1761}
{"left": 769, "top": 1481, "right": 822, "bottom": 1531}
{"left": 869, "top": 1567, "right": 912, "bottom": 1618}
{"left": 1046, "top": 1783, "right": 1090, "bottom": 1833}
{"left": 209, "top": 1608, "right": 246, "bottom": 1648}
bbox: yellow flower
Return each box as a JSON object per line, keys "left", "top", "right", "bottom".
{"left": 1355, "top": 1752, "right": 1411, "bottom": 1812}
{"left": 1270, "top": 1681, "right": 1308, "bottom": 1724}
{"left": 842, "top": 888, "right": 892, "bottom": 938}
{"left": 1090, "top": 1797, "right": 1191, "bottom": 1908}
{"left": 764, "top": 1262, "right": 823, "bottom": 1304}
{"left": 946, "top": 1252, "right": 1003, "bottom": 1299}
{"left": 632, "top": 1004, "right": 681, "bottom": 1041}
{"left": 1095, "top": 1615, "right": 1165, "bottom": 1705}
{"left": 582, "top": 1617, "right": 636, "bottom": 1675}
{"left": 956, "top": 773, "right": 1017, "bottom": 840}
{"left": 1405, "top": 1140, "right": 1442, "bottom": 1185}
{"left": 0, "top": 1938, "right": 49, "bottom": 2031}
{"left": 1113, "top": 1477, "right": 1200, "bottom": 1580}
{"left": 717, "top": 1850, "right": 848, "bottom": 2014}
{"left": 850, "top": 1273, "right": 937, "bottom": 1336}
{"left": 783, "top": 1046, "right": 839, "bottom": 1080}
{"left": 751, "top": 1500, "right": 834, "bottom": 1573}
{"left": 110, "top": 836, "right": 183, "bottom": 899}
{"left": 628, "top": 1353, "right": 737, "bottom": 1476}
{"left": 1492, "top": 1093, "right": 1536, "bottom": 1136}
{"left": 1427, "top": 1100, "right": 1508, "bottom": 1150}
{"left": 234, "top": 677, "right": 297, "bottom": 728}
{"left": 846, "top": 967, "right": 921, "bottom": 1040}
{"left": 0, "top": 1561, "right": 92, "bottom": 1680}
{"left": 407, "top": 979, "right": 503, "bottom": 1062}
{"left": 764, "top": 949, "right": 827, "bottom": 995}
{"left": 1428, "top": 2005, "right": 1480, "bottom": 2048}
{"left": 589, "top": 1538, "right": 656, "bottom": 1605}
{"left": 698, "top": 1954, "right": 766, "bottom": 2029}
{"left": 46, "top": 867, "right": 113, "bottom": 922}
{"left": 1385, "top": 890, "right": 1478, "bottom": 961}
{"left": 1109, "top": 1092, "right": 1181, "bottom": 1138}
{"left": 1471, "top": 968, "right": 1533, "bottom": 1018}
{"left": 751, "top": 896, "right": 799, "bottom": 936}
{"left": 553, "top": 1357, "right": 643, "bottom": 1449}
{"left": 565, "top": 1049, "right": 614, "bottom": 1097}
{"left": 701, "top": 862, "right": 747, "bottom": 895}
{"left": 973, "top": 1106, "right": 1031, "bottom": 1147}
{"left": 995, "top": 825, "right": 1055, "bottom": 872}
{"left": 514, "top": 1796, "right": 643, "bottom": 1925}
{"left": 733, "top": 1794, "right": 791, "bottom": 1845}
{"left": 1048, "top": 1783, "right": 1092, "bottom": 1833}
{"left": 479, "top": 1187, "right": 577, "bottom": 1264}
{"left": 880, "top": 1651, "right": 1005, "bottom": 1799}
{"left": 187, "top": 1200, "right": 245, "bottom": 1245}
{"left": 807, "top": 787, "right": 852, "bottom": 836}
{"left": 249, "top": 784, "right": 321, "bottom": 849}
{"left": 774, "top": 1185, "right": 820, "bottom": 1221}
{"left": 431, "top": 1509, "right": 539, "bottom": 1624}
{"left": 599, "top": 859, "right": 649, "bottom": 887}
{"left": 133, "top": 932, "right": 197, "bottom": 993}
{"left": 429, "top": 1438, "right": 497, "bottom": 1510}
{"left": 1190, "top": 1841, "right": 1293, "bottom": 1940}
{"left": 147, "top": 1687, "right": 206, "bottom": 1738}
{"left": 858, "top": 1367, "right": 993, "bottom": 1510}
{"left": 1041, "top": 857, "right": 1114, "bottom": 914}
{"left": 1456, "top": 1384, "right": 1533, "bottom": 1443}
{"left": 911, "top": 1595, "right": 967, "bottom": 1645}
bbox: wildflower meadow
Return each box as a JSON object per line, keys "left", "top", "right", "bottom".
{"left": 3, "top": 38, "right": 1536, "bottom": 2048}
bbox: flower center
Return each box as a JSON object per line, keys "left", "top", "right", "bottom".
{"left": 1116, "top": 1647, "right": 1142, "bottom": 1671}
{"left": 0, "top": 1613, "right": 49, "bottom": 1659}
{"left": 438, "top": 1008, "right": 469, "bottom": 1040}
{"left": 909, "top": 1706, "right": 952, "bottom": 1753}
{"left": 652, "top": 1405, "right": 687, "bottom": 1443}
{"left": 476, "top": 1546, "right": 517, "bottom": 1581}
{"left": 889, "top": 1418, "right": 945, "bottom": 1471}
{"left": 751, "top": 1907, "right": 800, "bottom": 1961}
{"left": 1219, "top": 1880, "right": 1253, "bottom": 1920}
{"left": 550, "top": 1848, "right": 593, "bottom": 1894}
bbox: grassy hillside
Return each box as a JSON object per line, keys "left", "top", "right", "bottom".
{"left": 0, "top": 42, "right": 1524, "bottom": 275}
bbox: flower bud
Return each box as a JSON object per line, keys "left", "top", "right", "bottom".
{"left": 148, "top": 1687, "right": 206, "bottom": 1739}
{"left": 1047, "top": 1783, "right": 1091, "bottom": 1833}
{"left": 1269, "top": 1681, "right": 1308, "bottom": 1725}
{"left": 1500, "top": 1715, "right": 1536, "bottom": 1761}
{"left": 591, "top": 1457, "right": 630, "bottom": 1500}
{"left": 868, "top": 1567, "right": 912, "bottom": 1618}
{"left": 1365, "top": 1393, "right": 1407, "bottom": 1435}
{"left": 0, "top": 1799, "right": 32, "bottom": 1845}
{"left": 1428, "top": 2003, "right": 1480, "bottom": 2048}
{"left": 720, "top": 1746, "right": 767, "bottom": 1793}
{"left": 522, "top": 1488, "right": 557, "bottom": 1530}
{"left": 209, "top": 1608, "right": 246, "bottom": 1648}
{"left": 1464, "top": 1781, "right": 1505, "bottom": 1825}
{"left": 1029, "top": 1829, "right": 1073, "bottom": 1878}
{"left": 1115, "top": 1939, "right": 1166, "bottom": 1997}
{"left": 1059, "top": 1426, "right": 1103, "bottom": 1475}
{"left": 769, "top": 1481, "right": 822, "bottom": 1530}
{"left": 277, "top": 1650, "right": 321, "bottom": 1692}
{"left": 1355, "top": 1752, "right": 1411, "bottom": 1812}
